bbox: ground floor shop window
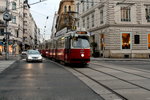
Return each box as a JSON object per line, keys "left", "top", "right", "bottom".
{"left": 0, "top": 45, "right": 3, "bottom": 55}
{"left": 148, "top": 34, "right": 150, "bottom": 49}
{"left": 100, "top": 34, "right": 104, "bottom": 50}
{"left": 122, "top": 33, "right": 131, "bottom": 49}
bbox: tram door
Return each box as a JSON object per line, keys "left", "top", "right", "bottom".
{"left": 65, "top": 37, "right": 71, "bottom": 63}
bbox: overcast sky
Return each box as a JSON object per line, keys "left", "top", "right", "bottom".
{"left": 28, "top": 0, "right": 61, "bottom": 40}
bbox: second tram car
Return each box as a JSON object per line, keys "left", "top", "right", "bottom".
{"left": 41, "top": 30, "right": 91, "bottom": 65}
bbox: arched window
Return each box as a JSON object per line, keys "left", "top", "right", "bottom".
{"left": 69, "top": 6, "right": 71, "bottom": 12}
{"left": 64, "top": 6, "right": 67, "bottom": 13}
{"left": 12, "top": 16, "right": 16, "bottom": 24}
{"left": 12, "top": 2, "right": 16, "bottom": 10}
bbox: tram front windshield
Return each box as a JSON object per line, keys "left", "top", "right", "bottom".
{"left": 72, "top": 36, "right": 90, "bottom": 48}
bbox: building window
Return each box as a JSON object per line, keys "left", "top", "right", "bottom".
{"left": 87, "top": 16, "right": 89, "bottom": 29}
{"left": 100, "top": 34, "right": 104, "bottom": 50}
{"left": 12, "top": 2, "right": 16, "bottom": 10}
{"left": 69, "top": 6, "right": 71, "bottom": 12}
{"left": 16, "top": 30, "right": 19, "bottom": 38}
{"left": 100, "top": 9, "right": 104, "bottom": 24}
{"left": 64, "top": 17, "right": 68, "bottom": 24}
{"left": 91, "top": 0, "right": 94, "bottom": 7}
{"left": 92, "top": 13, "right": 94, "bottom": 27}
{"left": 87, "top": 0, "right": 89, "bottom": 10}
{"left": 145, "top": 6, "right": 150, "bottom": 22}
{"left": 83, "top": 19, "right": 85, "bottom": 28}
{"left": 77, "top": 22, "right": 79, "bottom": 27}
{"left": 121, "top": 7, "right": 131, "bottom": 22}
{"left": 148, "top": 34, "right": 150, "bottom": 49}
{"left": 122, "top": 33, "right": 131, "bottom": 49}
{"left": 12, "top": 16, "right": 16, "bottom": 24}
{"left": 82, "top": 3, "right": 85, "bottom": 12}
{"left": 0, "top": 29, "right": 4, "bottom": 36}
{"left": 64, "top": 6, "right": 67, "bottom": 13}
{"left": 76, "top": 3, "right": 80, "bottom": 13}
{"left": 134, "top": 35, "right": 140, "bottom": 44}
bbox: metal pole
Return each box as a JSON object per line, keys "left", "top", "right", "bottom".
{"left": 5, "top": 22, "right": 9, "bottom": 60}
{"left": 5, "top": 0, "right": 9, "bottom": 60}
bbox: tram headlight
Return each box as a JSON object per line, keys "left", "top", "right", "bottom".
{"left": 81, "top": 54, "right": 84, "bottom": 57}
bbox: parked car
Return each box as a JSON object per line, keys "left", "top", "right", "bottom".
{"left": 21, "top": 51, "right": 27, "bottom": 59}
{"left": 26, "top": 50, "right": 43, "bottom": 62}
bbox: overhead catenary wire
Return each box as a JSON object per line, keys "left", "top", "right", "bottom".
{"left": 8, "top": 0, "right": 48, "bottom": 11}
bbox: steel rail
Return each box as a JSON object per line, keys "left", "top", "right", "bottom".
{"left": 72, "top": 68, "right": 128, "bottom": 100}
{"left": 90, "top": 62, "right": 150, "bottom": 79}
{"left": 87, "top": 66, "right": 150, "bottom": 92}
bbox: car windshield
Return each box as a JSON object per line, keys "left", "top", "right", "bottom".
{"left": 27, "top": 50, "right": 40, "bottom": 55}
{"left": 72, "top": 37, "right": 90, "bottom": 48}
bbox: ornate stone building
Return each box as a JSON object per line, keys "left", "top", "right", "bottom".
{"left": 75, "top": 0, "right": 150, "bottom": 58}
{"left": 55, "top": 0, "right": 75, "bottom": 32}
{"left": 0, "top": 0, "right": 39, "bottom": 55}
{"left": 0, "top": 0, "right": 24, "bottom": 54}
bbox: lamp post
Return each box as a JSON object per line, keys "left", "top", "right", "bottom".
{"left": 3, "top": 0, "right": 11, "bottom": 60}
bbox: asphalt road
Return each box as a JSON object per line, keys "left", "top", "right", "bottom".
{"left": 0, "top": 59, "right": 103, "bottom": 100}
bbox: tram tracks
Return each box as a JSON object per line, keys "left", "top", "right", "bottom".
{"left": 90, "top": 62, "right": 150, "bottom": 80}
{"left": 72, "top": 67, "right": 128, "bottom": 100}
{"left": 88, "top": 66, "right": 150, "bottom": 91}
{"left": 49, "top": 59, "right": 150, "bottom": 100}
{"left": 66, "top": 63, "right": 150, "bottom": 100}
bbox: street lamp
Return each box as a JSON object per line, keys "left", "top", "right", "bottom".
{"left": 3, "top": 0, "right": 12, "bottom": 60}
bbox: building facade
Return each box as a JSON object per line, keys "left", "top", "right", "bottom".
{"left": 0, "top": 0, "right": 39, "bottom": 55}
{"left": 51, "top": 12, "right": 58, "bottom": 39}
{"left": 0, "top": 0, "right": 24, "bottom": 54}
{"left": 0, "top": 0, "right": 6, "bottom": 54}
{"left": 55, "top": 0, "right": 75, "bottom": 33}
{"left": 23, "top": 0, "right": 38, "bottom": 50}
{"left": 75, "top": 0, "right": 150, "bottom": 58}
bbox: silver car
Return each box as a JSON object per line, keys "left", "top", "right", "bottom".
{"left": 26, "top": 50, "right": 43, "bottom": 62}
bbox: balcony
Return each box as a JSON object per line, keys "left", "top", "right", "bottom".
{"left": 0, "top": 6, "right": 5, "bottom": 13}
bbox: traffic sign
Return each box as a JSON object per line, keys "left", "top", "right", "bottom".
{"left": 3, "top": 11, "right": 12, "bottom": 21}
{"left": 3, "top": 32, "right": 11, "bottom": 35}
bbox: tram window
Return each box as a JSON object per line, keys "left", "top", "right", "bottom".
{"left": 72, "top": 37, "right": 90, "bottom": 48}
{"left": 72, "top": 39, "right": 81, "bottom": 48}
{"left": 65, "top": 38, "right": 70, "bottom": 49}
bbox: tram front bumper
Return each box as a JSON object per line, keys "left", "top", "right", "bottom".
{"left": 70, "top": 58, "right": 90, "bottom": 63}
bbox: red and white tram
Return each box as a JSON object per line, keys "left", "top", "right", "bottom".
{"left": 41, "top": 30, "right": 91, "bottom": 65}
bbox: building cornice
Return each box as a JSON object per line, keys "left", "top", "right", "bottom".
{"left": 109, "top": 24, "right": 150, "bottom": 28}
{"left": 88, "top": 24, "right": 150, "bottom": 32}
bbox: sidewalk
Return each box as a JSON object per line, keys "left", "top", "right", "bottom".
{"left": 0, "top": 54, "right": 20, "bottom": 73}
{"left": 90, "top": 57, "right": 150, "bottom": 61}
{"left": 0, "top": 54, "right": 20, "bottom": 60}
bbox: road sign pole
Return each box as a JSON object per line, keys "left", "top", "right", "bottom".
{"left": 5, "top": 21, "right": 9, "bottom": 60}
{"left": 3, "top": 0, "right": 11, "bottom": 60}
